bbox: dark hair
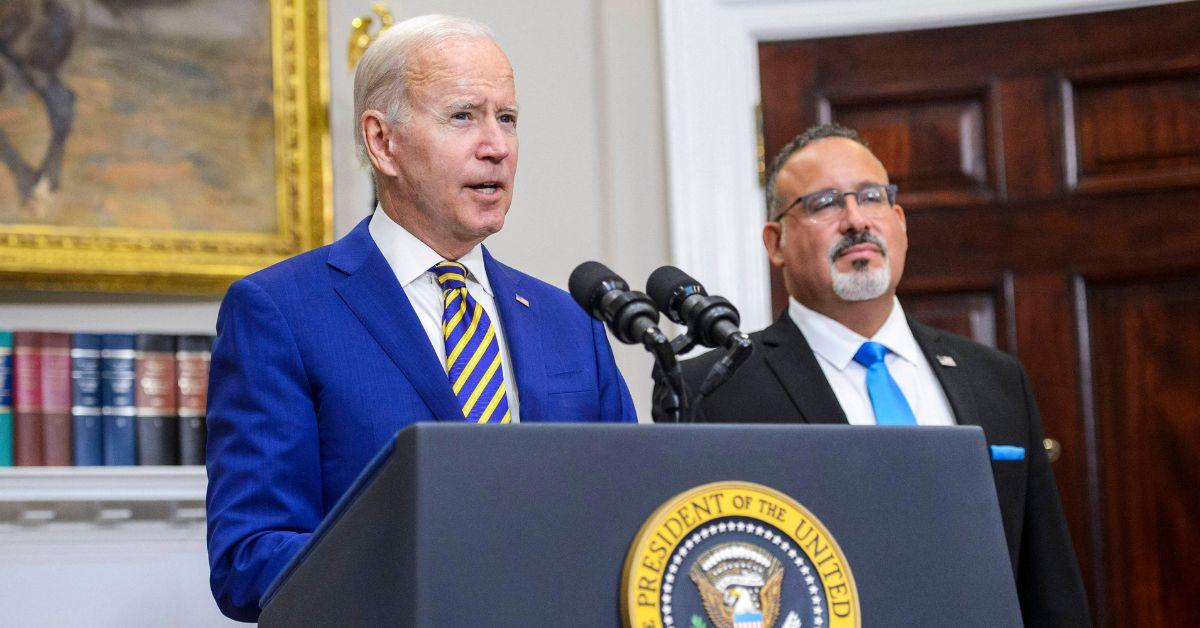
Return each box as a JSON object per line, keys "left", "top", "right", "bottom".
{"left": 765, "top": 123, "right": 869, "bottom": 220}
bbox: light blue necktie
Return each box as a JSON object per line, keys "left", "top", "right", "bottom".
{"left": 852, "top": 341, "right": 916, "bottom": 425}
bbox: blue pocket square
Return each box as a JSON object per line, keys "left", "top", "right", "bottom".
{"left": 990, "top": 445, "right": 1025, "bottom": 461}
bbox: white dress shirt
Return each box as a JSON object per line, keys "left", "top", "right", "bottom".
{"left": 368, "top": 208, "right": 521, "bottom": 422}
{"left": 788, "top": 297, "right": 955, "bottom": 426}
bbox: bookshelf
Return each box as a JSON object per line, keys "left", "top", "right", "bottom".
{"left": 0, "top": 466, "right": 207, "bottom": 523}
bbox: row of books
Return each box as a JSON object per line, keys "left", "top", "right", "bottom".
{"left": 0, "top": 331, "right": 213, "bottom": 467}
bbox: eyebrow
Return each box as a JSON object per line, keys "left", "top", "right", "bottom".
{"left": 444, "top": 100, "right": 520, "bottom": 114}
{"left": 795, "top": 180, "right": 887, "bottom": 197}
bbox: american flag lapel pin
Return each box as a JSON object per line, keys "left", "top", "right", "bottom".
{"left": 936, "top": 354, "right": 957, "bottom": 367}
{"left": 515, "top": 294, "right": 530, "bottom": 307}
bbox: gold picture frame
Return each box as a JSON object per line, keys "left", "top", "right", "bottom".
{"left": 0, "top": 0, "right": 331, "bottom": 294}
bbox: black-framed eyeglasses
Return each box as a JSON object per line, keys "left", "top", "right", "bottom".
{"left": 776, "top": 183, "right": 898, "bottom": 224}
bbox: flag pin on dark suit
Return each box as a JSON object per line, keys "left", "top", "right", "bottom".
{"left": 936, "top": 355, "right": 957, "bottom": 367}
{"left": 515, "top": 294, "right": 530, "bottom": 307}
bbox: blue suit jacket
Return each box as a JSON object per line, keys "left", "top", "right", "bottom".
{"left": 206, "top": 218, "right": 636, "bottom": 621}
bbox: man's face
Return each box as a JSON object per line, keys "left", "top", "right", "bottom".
{"left": 763, "top": 137, "right": 908, "bottom": 310}
{"left": 374, "top": 37, "right": 518, "bottom": 252}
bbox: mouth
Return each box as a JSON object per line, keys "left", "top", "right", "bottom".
{"left": 836, "top": 243, "right": 881, "bottom": 259}
{"left": 466, "top": 181, "right": 504, "bottom": 196}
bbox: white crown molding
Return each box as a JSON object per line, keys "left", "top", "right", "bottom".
{"left": 658, "top": 0, "right": 1180, "bottom": 329}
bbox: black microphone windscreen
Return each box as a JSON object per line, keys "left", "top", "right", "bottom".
{"left": 569, "top": 261, "right": 626, "bottom": 312}
{"left": 646, "top": 265, "right": 701, "bottom": 314}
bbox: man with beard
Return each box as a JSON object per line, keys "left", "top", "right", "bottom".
{"left": 205, "top": 15, "right": 636, "bottom": 622}
{"left": 658, "top": 124, "right": 1091, "bottom": 626}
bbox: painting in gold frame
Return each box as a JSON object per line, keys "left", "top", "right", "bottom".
{"left": 0, "top": 0, "right": 330, "bottom": 294}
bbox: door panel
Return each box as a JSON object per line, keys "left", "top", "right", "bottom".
{"left": 830, "top": 91, "right": 997, "bottom": 206}
{"left": 902, "top": 291, "right": 1001, "bottom": 349}
{"left": 1068, "top": 67, "right": 1200, "bottom": 192}
{"left": 1088, "top": 277, "right": 1200, "bottom": 626}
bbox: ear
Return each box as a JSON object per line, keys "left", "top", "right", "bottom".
{"left": 361, "top": 110, "right": 400, "bottom": 178}
{"left": 762, "top": 221, "right": 786, "bottom": 267}
{"left": 893, "top": 203, "right": 907, "bottom": 232}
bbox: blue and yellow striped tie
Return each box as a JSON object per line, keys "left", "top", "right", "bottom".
{"left": 431, "top": 261, "right": 511, "bottom": 424}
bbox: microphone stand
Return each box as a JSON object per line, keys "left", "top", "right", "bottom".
{"left": 658, "top": 330, "right": 753, "bottom": 423}
{"left": 644, "top": 328, "right": 687, "bottom": 423}
{"left": 693, "top": 333, "right": 753, "bottom": 419}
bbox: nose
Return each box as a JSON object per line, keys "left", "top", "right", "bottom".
{"left": 475, "top": 118, "right": 512, "bottom": 163}
{"left": 839, "top": 193, "right": 872, "bottom": 232}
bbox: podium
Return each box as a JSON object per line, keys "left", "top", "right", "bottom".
{"left": 259, "top": 423, "right": 1021, "bottom": 627}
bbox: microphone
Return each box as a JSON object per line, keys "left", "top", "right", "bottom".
{"left": 646, "top": 266, "right": 753, "bottom": 404}
{"left": 569, "top": 261, "right": 663, "bottom": 346}
{"left": 571, "top": 261, "right": 688, "bottom": 422}
{"left": 646, "top": 266, "right": 743, "bottom": 349}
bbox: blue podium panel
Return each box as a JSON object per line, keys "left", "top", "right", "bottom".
{"left": 260, "top": 424, "right": 1020, "bottom": 627}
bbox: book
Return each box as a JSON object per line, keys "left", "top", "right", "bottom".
{"left": 0, "top": 330, "right": 12, "bottom": 466}
{"left": 135, "top": 334, "right": 178, "bottom": 465}
{"left": 177, "top": 335, "right": 212, "bottom": 466}
{"left": 101, "top": 334, "right": 137, "bottom": 466}
{"left": 12, "top": 331, "right": 43, "bottom": 466}
{"left": 71, "top": 333, "right": 104, "bottom": 466}
{"left": 41, "top": 332, "right": 72, "bottom": 466}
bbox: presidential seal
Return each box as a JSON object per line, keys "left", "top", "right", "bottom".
{"left": 622, "top": 481, "right": 859, "bottom": 628}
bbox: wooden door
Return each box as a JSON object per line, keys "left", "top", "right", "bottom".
{"left": 758, "top": 3, "right": 1200, "bottom": 626}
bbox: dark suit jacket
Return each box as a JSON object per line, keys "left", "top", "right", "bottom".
{"left": 206, "top": 217, "right": 637, "bottom": 622}
{"left": 658, "top": 314, "right": 1091, "bottom": 627}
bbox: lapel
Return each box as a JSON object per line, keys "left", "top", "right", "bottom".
{"left": 908, "top": 318, "right": 981, "bottom": 429}
{"left": 482, "top": 247, "right": 548, "bottom": 422}
{"left": 761, "top": 315, "right": 849, "bottom": 424}
{"left": 327, "top": 218, "right": 463, "bottom": 423}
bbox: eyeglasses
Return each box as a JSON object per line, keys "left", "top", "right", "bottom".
{"left": 776, "top": 183, "right": 898, "bottom": 224}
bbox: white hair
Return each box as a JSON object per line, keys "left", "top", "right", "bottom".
{"left": 353, "top": 14, "right": 497, "bottom": 164}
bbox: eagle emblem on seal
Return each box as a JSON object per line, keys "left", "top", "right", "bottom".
{"left": 689, "top": 541, "right": 784, "bottom": 628}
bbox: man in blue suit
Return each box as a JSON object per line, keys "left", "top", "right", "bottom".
{"left": 205, "top": 14, "right": 637, "bottom": 622}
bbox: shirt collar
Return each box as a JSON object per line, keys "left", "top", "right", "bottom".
{"left": 368, "top": 206, "right": 492, "bottom": 295}
{"left": 787, "top": 296, "right": 921, "bottom": 370}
